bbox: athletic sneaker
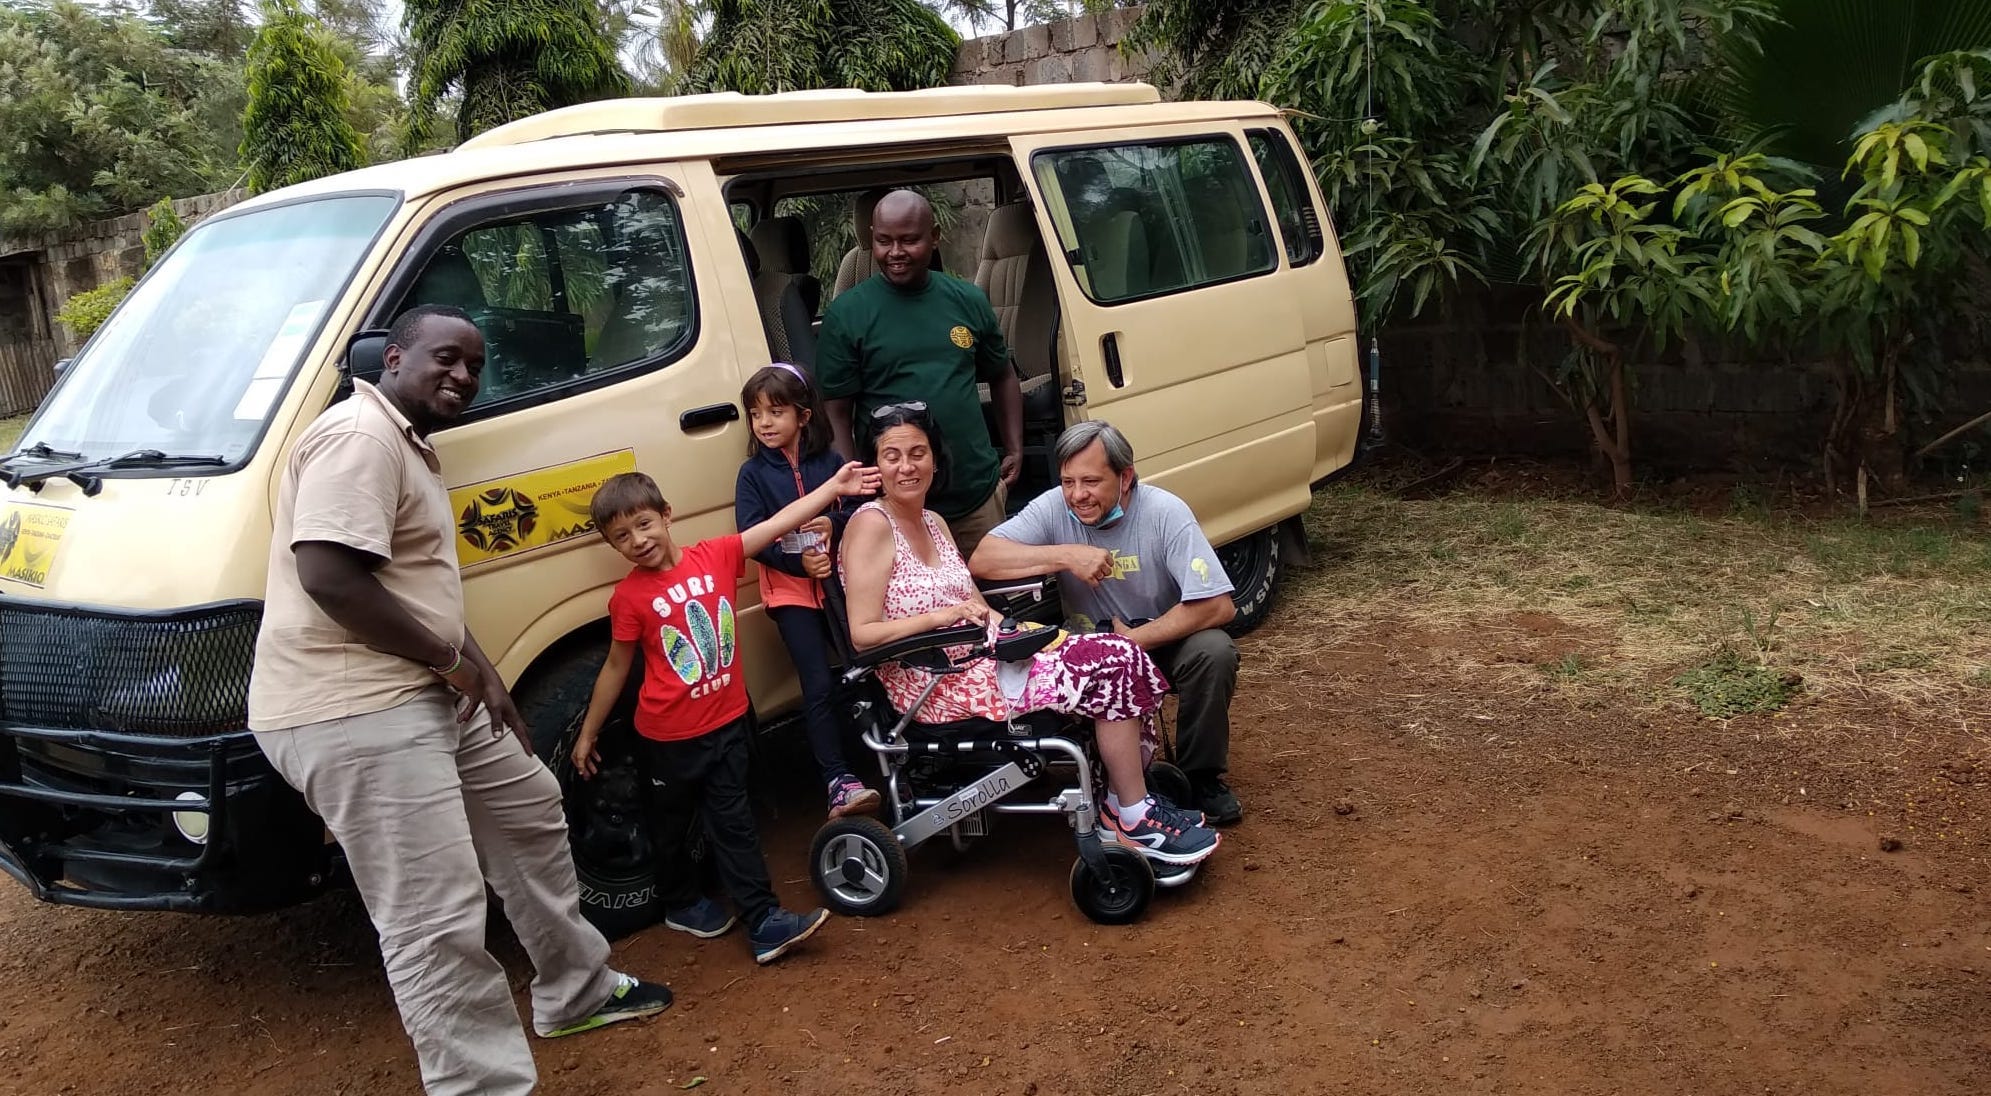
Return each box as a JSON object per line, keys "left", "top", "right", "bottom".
{"left": 663, "top": 896, "right": 737, "bottom": 939}
{"left": 750, "top": 906, "right": 830, "bottom": 965}
{"left": 537, "top": 973, "right": 673, "bottom": 1038}
{"left": 1102, "top": 798, "right": 1222, "bottom": 866}
{"left": 1148, "top": 792, "right": 1206, "bottom": 827}
{"left": 828, "top": 774, "right": 882, "bottom": 819}
{"left": 1194, "top": 774, "right": 1244, "bottom": 826}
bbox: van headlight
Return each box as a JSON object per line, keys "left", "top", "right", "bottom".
{"left": 171, "top": 791, "right": 210, "bottom": 844}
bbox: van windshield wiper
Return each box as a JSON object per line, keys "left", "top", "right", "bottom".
{"left": 81, "top": 449, "right": 229, "bottom": 470}
{"left": 7, "top": 448, "right": 229, "bottom": 496}
{"left": 0, "top": 442, "right": 87, "bottom": 489}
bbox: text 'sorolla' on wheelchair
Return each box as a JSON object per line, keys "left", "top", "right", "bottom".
{"left": 808, "top": 578, "right": 1201, "bottom": 925}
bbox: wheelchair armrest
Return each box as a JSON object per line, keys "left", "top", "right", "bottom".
{"left": 976, "top": 577, "right": 1048, "bottom": 602}
{"left": 846, "top": 622, "right": 987, "bottom": 672}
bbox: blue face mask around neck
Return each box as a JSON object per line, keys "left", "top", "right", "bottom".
{"left": 1068, "top": 502, "right": 1120, "bottom": 528}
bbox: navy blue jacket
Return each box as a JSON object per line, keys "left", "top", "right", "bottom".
{"left": 734, "top": 445, "right": 858, "bottom": 577}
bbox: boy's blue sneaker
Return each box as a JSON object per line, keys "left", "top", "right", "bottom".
{"left": 663, "top": 897, "right": 738, "bottom": 939}
{"left": 750, "top": 906, "right": 830, "bottom": 965}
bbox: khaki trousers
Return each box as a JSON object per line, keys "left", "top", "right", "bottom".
{"left": 947, "top": 480, "right": 1008, "bottom": 562}
{"left": 256, "top": 687, "right": 619, "bottom": 1096}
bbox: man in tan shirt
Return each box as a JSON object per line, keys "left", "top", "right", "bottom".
{"left": 248, "top": 304, "right": 670, "bottom": 1096}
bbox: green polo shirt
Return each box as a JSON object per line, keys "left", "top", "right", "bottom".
{"left": 817, "top": 271, "right": 1011, "bottom": 520}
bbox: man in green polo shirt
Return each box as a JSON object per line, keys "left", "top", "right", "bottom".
{"left": 820, "top": 189, "right": 1023, "bottom": 558}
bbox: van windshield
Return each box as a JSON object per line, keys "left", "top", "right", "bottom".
{"left": 14, "top": 193, "right": 397, "bottom": 467}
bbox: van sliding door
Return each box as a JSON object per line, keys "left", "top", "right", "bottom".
{"left": 1009, "top": 126, "right": 1315, "bottom": 549}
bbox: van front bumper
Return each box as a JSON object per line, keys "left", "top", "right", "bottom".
{"left": 0, "top": 595, "right": 335, "bottom": 913}
{"left": 0, "top": 721, "right": 337, "bottom": 913}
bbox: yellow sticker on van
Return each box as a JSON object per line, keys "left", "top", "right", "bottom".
{"left": 451, "top": 450, "right": 638, "bottom": 567}
{"left": 0, "top": 501, "right": 72, "bottom": 588}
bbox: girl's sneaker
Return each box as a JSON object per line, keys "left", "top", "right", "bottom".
{"left": 828, "top": 774, "right": 881, "bottom": 818}
{"left": 1102, "top": 799, "right": 1221, "bottom": 866}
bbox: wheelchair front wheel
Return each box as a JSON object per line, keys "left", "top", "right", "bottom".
{"left": 811, "top": 816, "right": 907, "bottom": 917}
{"left": 1069, "top": 845, "right": 1156, "bottom": 925}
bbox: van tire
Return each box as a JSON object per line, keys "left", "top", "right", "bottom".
{"left": 1217, "top": 526, "right": 1280, "bottom": 636}
{"left": 515, "top": 636, "right": 665, "bottom": 940}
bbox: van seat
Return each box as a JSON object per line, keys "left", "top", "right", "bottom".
{"left": 974, "top": 202, "right": 1057, "bottom": 384}
{"left": 750, "top": 215, "right": 821, "bottom": 317}
{"left": 739, "top": 227, "right": 818, "bottom": 368}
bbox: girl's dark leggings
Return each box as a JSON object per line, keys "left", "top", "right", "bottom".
{"left": 768, "top": 604, "right": 847, "bottom": 784}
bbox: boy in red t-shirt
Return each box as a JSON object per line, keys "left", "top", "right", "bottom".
{"left": 574, "top": 463, "right": 878, "bottom": 964}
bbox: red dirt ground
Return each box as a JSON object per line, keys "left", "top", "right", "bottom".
{"left": 2, "top": 604, "right": 1987, "bottom": 1095}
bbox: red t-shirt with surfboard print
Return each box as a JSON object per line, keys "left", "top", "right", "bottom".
{"left": 608, "top": 535, "right": 748, "bottom": 741}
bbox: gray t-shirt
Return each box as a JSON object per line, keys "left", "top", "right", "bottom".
{"left": 989, "top": 483, "right": 1234, "bottom": 631}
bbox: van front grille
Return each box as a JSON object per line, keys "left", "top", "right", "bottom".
{"left": 0, "top": 598, "right": 262, "bottom": 738}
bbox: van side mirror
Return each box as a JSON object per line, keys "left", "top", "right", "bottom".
{"left": 345, "top": 329, "right": 390, "bottom": 385}
{"left": 52, "top": 358, "right": 70, "bottom": 377}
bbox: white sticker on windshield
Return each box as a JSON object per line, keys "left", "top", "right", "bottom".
{"left": 233, "top": 377, "right": 285, "bottom": 421}
{"left": 251, "top": 300, "right": 326, "bottom": 380}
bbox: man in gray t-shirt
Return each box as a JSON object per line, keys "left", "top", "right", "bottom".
{"left": 970, "top": 421, "right": 1244, "bottom": 825}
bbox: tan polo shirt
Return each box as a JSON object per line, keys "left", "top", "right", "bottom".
{"left": 248, "top": 381, "right": 466, "bottom": 731}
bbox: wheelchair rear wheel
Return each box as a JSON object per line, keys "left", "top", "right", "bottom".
{"left": 1069, "top": 844, "right": 1156, "bottom": 925}
{"left": 811, "top": 816, "right": 908, "bottom": 917}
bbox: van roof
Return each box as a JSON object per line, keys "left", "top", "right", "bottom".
{"left": 227, "top": 85, "right": 1282, "bottom": 212}
{"left": 457, "top": 83, "right": 1163, "bottom": 150}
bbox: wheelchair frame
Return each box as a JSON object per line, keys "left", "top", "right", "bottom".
{"left": 807, "top": 579, "right": 1196, "bottom": 925}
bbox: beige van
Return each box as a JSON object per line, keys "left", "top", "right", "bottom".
{"left": 0, "top": 83, "right": 1361, "bottom": 925}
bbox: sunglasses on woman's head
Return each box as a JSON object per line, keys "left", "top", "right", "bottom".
{"left": 870, "top": 401, "right": 928, "bottom": 419}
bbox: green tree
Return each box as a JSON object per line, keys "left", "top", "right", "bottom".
{"left": 141, "top": 196, "right": 186, "bottom": 265}
{"left": 145, "top": 0, "right": 253, "bottom": 58}
{"left": 685, "top": 0, "right": 960, "bottom": 94}
{"left": 1715, "top": 0, "right": 1991, "bottom": 171}
{"left": 0, "top": 0, "right": 243, "bottom": 233}
{"left": 240, "top": 0, "right": 367, "bottom": 193}
{"left": 604, "top": 0, "right": 706, "bottom": 94}
{"left": 402, "top": 0, "right": 631, "bottom": 145}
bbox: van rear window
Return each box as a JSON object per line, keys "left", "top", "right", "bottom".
{"left": 1032, "top": 137, "right": 1276, "bottom": 304}
{"left": 1248, "top": 129, "right": 1325, "bottom": 267}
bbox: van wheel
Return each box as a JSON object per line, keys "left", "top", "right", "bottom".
{"left": 1216, "top": 526, "right": 1280, "bottom": 636}
{"left": 516, "top": 638, "right": 664, "bottom": 940}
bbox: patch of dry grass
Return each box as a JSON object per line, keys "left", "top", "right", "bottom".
{"left": 1278, "top": 479, "right": 1991, "bottom": 731}
{"left": 0, "top": 415, "right": 25, "bottom": 453}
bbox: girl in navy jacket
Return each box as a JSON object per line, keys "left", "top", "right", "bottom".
{"left": 734, "top": 363, "right": 879, "bottom": 818}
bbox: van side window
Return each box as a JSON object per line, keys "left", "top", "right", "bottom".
{"left": 400, "top": 189, "right": 694, "bottom": 408}
{"left": 1032, "top": 137, "right": 1275, "bottom": 304}
{"left": 1248, "top": 129, "right": 1324, "bottom": 267}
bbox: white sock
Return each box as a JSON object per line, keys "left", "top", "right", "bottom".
{"left": 1110, "top": 794, "right": 1150, "bottom": 827}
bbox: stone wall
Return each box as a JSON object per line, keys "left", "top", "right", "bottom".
{"left": 1377, "top": 287, "right": 1991, "bottom": 473}
{"left": 950, "top": 8, "right": 1155, "bottom": 88}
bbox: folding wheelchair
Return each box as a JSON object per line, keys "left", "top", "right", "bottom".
{"left": 806, "top": 578, "right": 1201, "bottom": 925}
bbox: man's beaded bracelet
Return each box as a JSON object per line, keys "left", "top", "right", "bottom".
{"left": 428, "top": 645, "right": 463, "bottom": 677}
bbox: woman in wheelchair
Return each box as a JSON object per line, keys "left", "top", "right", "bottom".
{"left": 837, "top": 404, "right": 1221, "bottom": 867}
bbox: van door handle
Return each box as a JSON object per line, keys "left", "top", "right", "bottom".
{"left": 1101, "top": 332, "right": 1126, "bottom": 388}
{"left": 679, "top": 403, "right": 739, "bottom": 431}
